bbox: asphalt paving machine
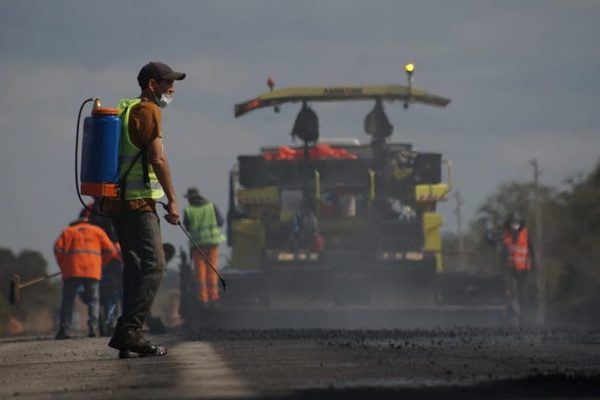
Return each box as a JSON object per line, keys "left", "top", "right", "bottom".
{"left": 179, "top": 66, "right": 505, "bottom": 328}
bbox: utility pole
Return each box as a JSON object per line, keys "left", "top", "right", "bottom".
{"left": 454, "top": 192, "right": 465, "bottom": 269}
{"left": 530, "top": 159, "right": 545, "bottom": 326}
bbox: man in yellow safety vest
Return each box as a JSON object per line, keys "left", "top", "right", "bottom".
{"left": 103, "top": 61, "right": 185, "bottom": 358}
{"left": 183, "top": 187, "right": 226, "bottom": 306}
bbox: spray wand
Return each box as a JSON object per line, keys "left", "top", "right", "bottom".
{"left": 158, "top": 201, "right": 227, "bottom": 291}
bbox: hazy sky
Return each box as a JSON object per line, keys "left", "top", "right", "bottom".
{"left": 1, "top": 1, "right": 599, "bottom": 272}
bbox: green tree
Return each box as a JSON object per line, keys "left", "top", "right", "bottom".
{"left": 471, "top": 181, "right": 558, "bottom": 238}
{"left": 547, "top": 162, "right": 600, "bottom": 323}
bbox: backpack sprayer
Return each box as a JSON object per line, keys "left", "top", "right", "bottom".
{"left": 75, "top": 98, "right": 227, "bottom": 290}
{"left": 76, "top": 98, "right": 120, "bottom": 208}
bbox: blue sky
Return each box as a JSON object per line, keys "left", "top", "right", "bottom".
{"left": 1, "top": 1, "right": 599, "bottom": 271}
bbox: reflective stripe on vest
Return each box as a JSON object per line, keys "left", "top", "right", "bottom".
{"left": 117, "top": 98, "right": 164, "bottom": 200}
{"left": 54, "top": 247, "right": 103, "bottom": 257}
{"left": 184, "top": 203, "right": 226, "bottom": 246}
{"left": 503, "top": 228, "right": 530, "bottom": 271}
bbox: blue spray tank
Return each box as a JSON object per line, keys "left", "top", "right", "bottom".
{"left": 79, "top": 99, "right": 121, "bottom": 198}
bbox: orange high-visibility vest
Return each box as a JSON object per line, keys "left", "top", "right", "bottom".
{"left": 53, "top": 221, "right": 116, "bottom": 280}
{"left": 503, "top": 228, "right": 531, "bottom": 271}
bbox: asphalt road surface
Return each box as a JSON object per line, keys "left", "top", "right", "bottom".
{"left": 1, "top": 327, "right": 599, "bottom": 399}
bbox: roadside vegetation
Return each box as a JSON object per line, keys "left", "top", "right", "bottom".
{"left": 444, "top": 160, "right": 600, "bottom": 326}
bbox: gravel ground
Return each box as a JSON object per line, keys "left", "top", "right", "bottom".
{"left": 1, "top": 327, "right": 599, "bottom": 399}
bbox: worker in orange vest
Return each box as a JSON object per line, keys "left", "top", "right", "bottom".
{"left": 54, "top": 212, "right": 116, "bottom": 339}
{"left": 502, "top": 212, "right": 536, "bottom": 327}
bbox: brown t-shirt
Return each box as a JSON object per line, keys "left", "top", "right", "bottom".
{"left": 129, "top": 99, "right": 162, "bottom": 148}
{"left": 103, "top": 99, "right": 162, "bottom": 213}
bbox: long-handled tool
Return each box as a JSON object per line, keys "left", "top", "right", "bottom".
{"left": 158, "top": 202, "right": 227, "bottom": 291}
{"left": 176, "top": 222, "right": 227, "bottom": 291}
{"left": 9, "top": 243, "right": 174, "bottom": 306}
{"left": 9, "top": 272, "right": 61, "bottom": 305}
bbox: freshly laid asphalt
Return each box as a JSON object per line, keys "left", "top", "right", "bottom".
{"left": 1, "top": 327, "right": 599, "bottom": 399}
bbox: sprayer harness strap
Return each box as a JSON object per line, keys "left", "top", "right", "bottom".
{"left": 118, "top": 98, "right": 144, "bottom": 205}
{"left": 118, "top": 146, "right": 145, "bottom": 205}
{"left": 117, "top": 148, "right": 151, "bottom": 189}
{"left": 140, "top": 148, "right": 151, "bottom": 189}
{"left": 117, "top": 146, "right": 156, "bottom": 214}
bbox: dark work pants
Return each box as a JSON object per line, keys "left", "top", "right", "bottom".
{"left": 508, "top": 269, "right": 530, "bottom": 326}
{"left": 112, "top": 211, "right": 166, "bottom": 330}
{"left": 59, "top": 277, "right": 99, "bottom": 332}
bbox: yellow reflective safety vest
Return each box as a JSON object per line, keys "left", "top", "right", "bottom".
{"left": 184, "top": 203, "right": 226, "bottom": 246}
{"left": 117, "top": 98, "right": 164, "bottom": 200}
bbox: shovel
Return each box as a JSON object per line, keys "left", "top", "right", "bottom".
{"left": 9, "top": 272, "right": 61, "bottom": 305}
{"left": 8, "top": 243, "right": 176, "bottom": 305}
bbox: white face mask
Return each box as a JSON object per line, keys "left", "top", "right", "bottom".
{"left": 155, "top": 92, "right": 173, "bottom": 109}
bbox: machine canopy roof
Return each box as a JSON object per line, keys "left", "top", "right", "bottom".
{"left": 234, "top": 84, "right": 451, "bottom": 118}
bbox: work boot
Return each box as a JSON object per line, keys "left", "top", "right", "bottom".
{"left": 108, "top": 327, "right": 167, "bottom": 357}
{"left": 117, "top": 347, "right": 167, "bottom": 359}
{"left": 55, "top": 328, "right": 71, "bottom": 340}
